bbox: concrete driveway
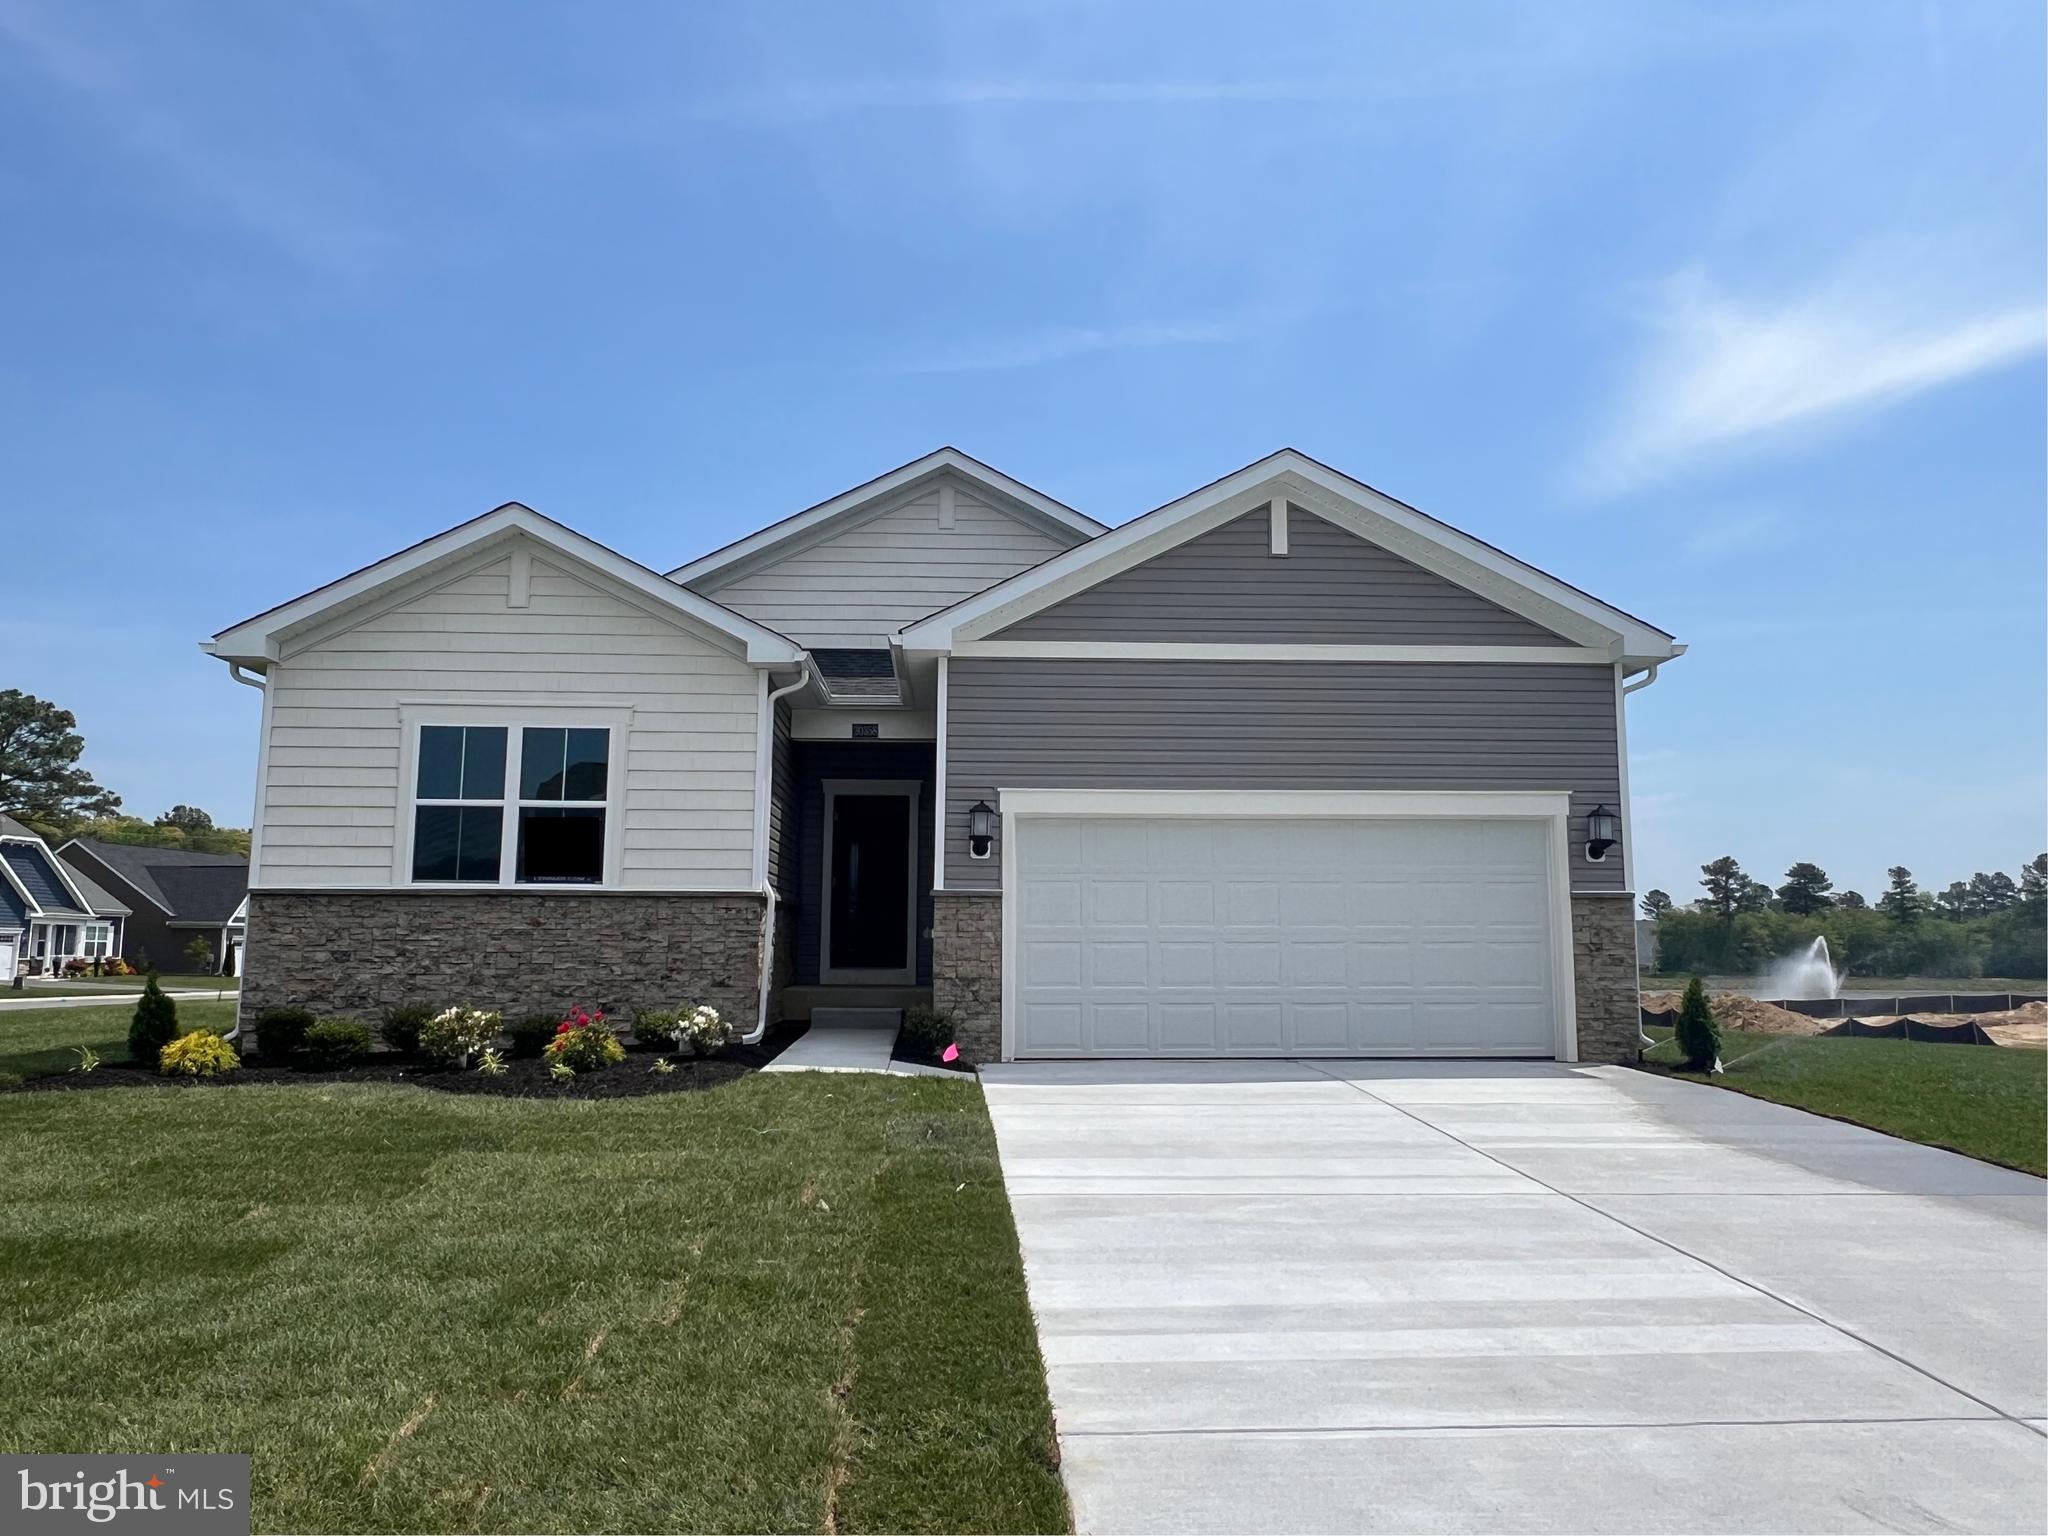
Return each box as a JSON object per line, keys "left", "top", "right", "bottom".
{"left": 979, "top": 1059, "right": 2047, "bottom": 1534}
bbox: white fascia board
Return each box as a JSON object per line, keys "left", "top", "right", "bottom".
{"left": 666, "top": 448, "right": 1105, "bottom": 586}
{"left": 205, "top": 504, "right": 805, "bottom": 670}
{"left": 2, "top": 833, "right": 96, "bottom": 915}
{"left": 899, "top": 450, "right": 1683, "bottom": 663}
{"left": 995, "top": 788, "right": 1572, "bottom": 819}
{"left": 0, "top": 849, "right": 44, "bottom": 917}
{"left": 951, "top": 641, "right": 1614, "bottom": 664}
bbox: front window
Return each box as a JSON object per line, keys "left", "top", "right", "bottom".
{"left": 82, "top": 923, "right": 112, "bottom": 959}
{"left": 410, "top": 724, "right": 610, "bottom": 885}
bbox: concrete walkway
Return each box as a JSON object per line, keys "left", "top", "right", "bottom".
{"left": 980, "top": 1059, "right": 2047, "bottom": 1534}
{"left": 760, "top": 1024, "right": 955, "bottom": 1077}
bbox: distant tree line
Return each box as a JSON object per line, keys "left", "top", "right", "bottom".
{"left": 1643, "top": 853, "right": 2047, "bottom": 979}
{"left": 0, "top": 689, "right": 250, "bottom": 857}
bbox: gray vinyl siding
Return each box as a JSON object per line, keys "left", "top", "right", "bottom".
{"left": 992, "top": 506, "right": 1567, "bottom": 645}
{"left": 695, "top": 476, "right": 1075, "bottom": 648}
{"left": 942, "top": 659, "right": 1623, "bottom": 892}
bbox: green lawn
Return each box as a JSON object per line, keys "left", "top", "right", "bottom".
{"left": 0, "top": 1000, "right": 239, "bottom": 1081}
{"left": 0, "top": 1073, "right": 1069, "bottom": 1535}
{"left": 1643, "top": 1029, "right": 2047, "bottom": 1176}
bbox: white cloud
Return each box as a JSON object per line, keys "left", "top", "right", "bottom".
{"left": 1577, "top": 266, "right": 2044, "bottom": 497}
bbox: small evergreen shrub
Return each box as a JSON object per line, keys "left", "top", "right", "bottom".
{"left": 256, "top": 1006, "right": 316, "bottom": 1062}
{"left": 160, "top": 1030, "right": 238, "bottom": 1077}
{"left": 380, "top": 1004, "right": 434, "bottom": 1057}
{"left": 1674, "top": 975, "right": 1721, "bottom": 1072}
{"left": 506, "top": 1014, "right": 559, "bottom": 1059}
{"left": 419, "top": 1005, "right": 500, "bottom": 1066}
{"left": 900, "top": 1003, "right": 954, "bottom": 1055}
{"left": 128, "top": 975, "right": 180, "bottom": 1067}
{"left": 183, "top": 935, "right": 215, "bottom": 973}
{"left": 544, "top": 1008, "right": 626, "bottom": 1071}
{"left": 635, "top": 1009, "right": 682, "bottom": 1051}
{"left": 301, "top": 1019, "right": 373, "bottom": 1070}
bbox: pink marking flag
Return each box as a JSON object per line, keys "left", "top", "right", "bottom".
{"left": 941, "top": 1043, "right": 960, "bottom": 1063}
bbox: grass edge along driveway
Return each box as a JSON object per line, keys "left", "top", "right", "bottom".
{"left": 0, "top": 1000, "right": 240, "bottom": 1081}
{"left": 0, "top": 1072, "right": 1070, "bottom": 1534}
{"left": 1643, "top": 1028, "right": 2046, "bottom": 1176}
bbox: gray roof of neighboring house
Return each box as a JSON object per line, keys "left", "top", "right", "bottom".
{"left": 58, "top": 862, "right": 131, "bottom": 918}
{"left": 0, "top": 838, "right": 91, "bottom": 918}
{"left": 154, "top": 865, "right": 250, "bottom": 925}
{"left": 811, "top": 648, "right": 901, "bottom": 701}
{"left": 62, "top": 839, "right": 248, "bottom": 919}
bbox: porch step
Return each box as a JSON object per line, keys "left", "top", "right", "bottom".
{"left": 780, "top": 984, "right": 929, "bottom": 1021}
{"left": 811, "top": 1007, "right": 903, "bottom": 1032}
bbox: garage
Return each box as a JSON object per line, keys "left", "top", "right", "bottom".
{"left": 1005, "top": 794, "right": 1573, "bottom": 1059}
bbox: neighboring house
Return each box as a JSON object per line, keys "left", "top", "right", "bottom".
{"left": 203, "top": 447, "right": 1683, "bottom": 1062}
{"left": 57, "top": 840, "right": 250, "bottom": 975}
{"left": 0, "top": 814, "right": 129, "bottom": 977}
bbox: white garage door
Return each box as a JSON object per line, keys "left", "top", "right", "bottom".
{"left": 1012, "top": 815, "right": 1561, "bottom": 1058}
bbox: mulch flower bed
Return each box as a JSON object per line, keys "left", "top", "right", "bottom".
{"left": 12, "top": 1030, "right": 802, "bottom": 1099}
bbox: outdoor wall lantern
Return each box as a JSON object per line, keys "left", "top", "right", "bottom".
{"left": 1585, "top": 804, "right": 1621, "bottom": 863}
{"left": 967, "top": 800, "right": 996, "bottom": 860}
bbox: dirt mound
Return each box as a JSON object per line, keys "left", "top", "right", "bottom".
{"left": 1639, "top": 991, "right": 1825, "bottom": 1036}
{"left": 1848, "top": 1000, "right": 2047, "bottom": 1049}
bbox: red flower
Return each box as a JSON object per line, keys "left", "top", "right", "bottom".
{"left": 556, "top": 1021, "right": 572, "bottom": 1034}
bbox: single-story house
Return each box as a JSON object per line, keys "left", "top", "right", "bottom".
{"left": 203, "top": 448, "right": 1683, "bottom": 1062}
{"left": 57, "top": 840, "right": 249, "bottom": 975}
{"left": 0, "top": 814, "right": 130, "bottom": 977}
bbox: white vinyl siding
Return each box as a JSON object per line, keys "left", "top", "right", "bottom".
{"left": 697, "top": 477, "right": 1071, "bottom": 648}
{"left": 258, "top": 552, "right": 761, "bottom": 889}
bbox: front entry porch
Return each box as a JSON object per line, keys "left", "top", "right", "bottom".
{"left": 778, "top": 738, "right": 935, "bottom": 1022}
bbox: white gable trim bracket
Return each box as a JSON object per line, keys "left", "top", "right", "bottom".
{"left": 203, "top": 503, "right": 807, "bottom": 672}
{"left": 667, "top": 447, "right": 1105, "bottom": 588}
{"left": 898, "top": 450, "right": 1684, "bottom": 669}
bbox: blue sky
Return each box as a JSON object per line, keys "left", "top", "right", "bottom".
{"left": 1, "top": 0, "right": 2041, "bottom": 904}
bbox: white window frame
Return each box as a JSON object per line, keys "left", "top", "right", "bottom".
{"left": 82, "top": 922, "right": 113, "bottom": 960}
{"left": 396, "top": 704, "right": 630, "bottom": 890}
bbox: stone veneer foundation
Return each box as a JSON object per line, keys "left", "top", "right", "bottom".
{"left": 1570, "top": 890, "right": 1643, "bottom": 1064}
{"left": 930, "top": 890, "right": 1003, "bottom": 1063}
{"left": 242, "top": 891, "right": 765, "bottom": 1051}
{"left": 929, "top": 888, "right": 1643, "bottom": 1066}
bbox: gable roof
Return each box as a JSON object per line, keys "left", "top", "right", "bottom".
{"left": 897, "top": 449, "right": 1684, "bottom": 668}
{"left": 60, "top": 839, "right": 246, "bottom": 918}
{"left": 205, "top": 502, "right": 806, "bottom": 671}
{"left": 0, "top": 817, "right": 98, "bottom": 918}
{"left": 56, "top": 861, "right": 131, "bottom": 919}
{"left": 666, "top": 447, "right": 1106, "bottom": 588}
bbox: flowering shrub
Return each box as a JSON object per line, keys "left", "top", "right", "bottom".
{"left": 676, "top": 1004, "right": 726, "bottom": 1056}
{"left": 544, "top": 1007, "right": 625, "bottom": 1072}
{"left": 63, "top": 957, "right": 89, "bottom": 976}
{"left": 419, "top": 1005, "right": 500, "bottom": 1066}
{"left": 160, "top": 1030, "right": 238, "bottom": 1077}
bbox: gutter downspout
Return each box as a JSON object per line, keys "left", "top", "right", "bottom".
{"left": 745, "top": 661, "right": 812, "bottom": 1044}
{"left": 222, "top": 662, "right": 266, "bottom": 1046}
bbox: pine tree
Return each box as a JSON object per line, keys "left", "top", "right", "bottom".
{"left": 1640, "top": 890, "right": 1673, "bottom": 919}
{"left": 1878, "top": 866, "right": 1923, "bottom": 924}
{"left": 1673, "top": 975, "right": 1720, "bottom": 1073}
{"left": 128, "top": 974, "right": 179, "bottom": 1067}
{"left": 1698, "top": 857, "right": 1750, "bottom": 920}
{"left": 1776, "top": 862, "right": 1835, "bottom": 915}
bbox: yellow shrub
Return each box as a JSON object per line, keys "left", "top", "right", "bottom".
{"left": 159, "top": 1030, "right": 239, "bottom": 1077}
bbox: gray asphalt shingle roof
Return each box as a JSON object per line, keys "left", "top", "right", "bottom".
{"left": 811, "top": 648, "right": 901, "bottom": 701}
{"left": 63, "top": 839, "right": 247, "bottom": 918}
